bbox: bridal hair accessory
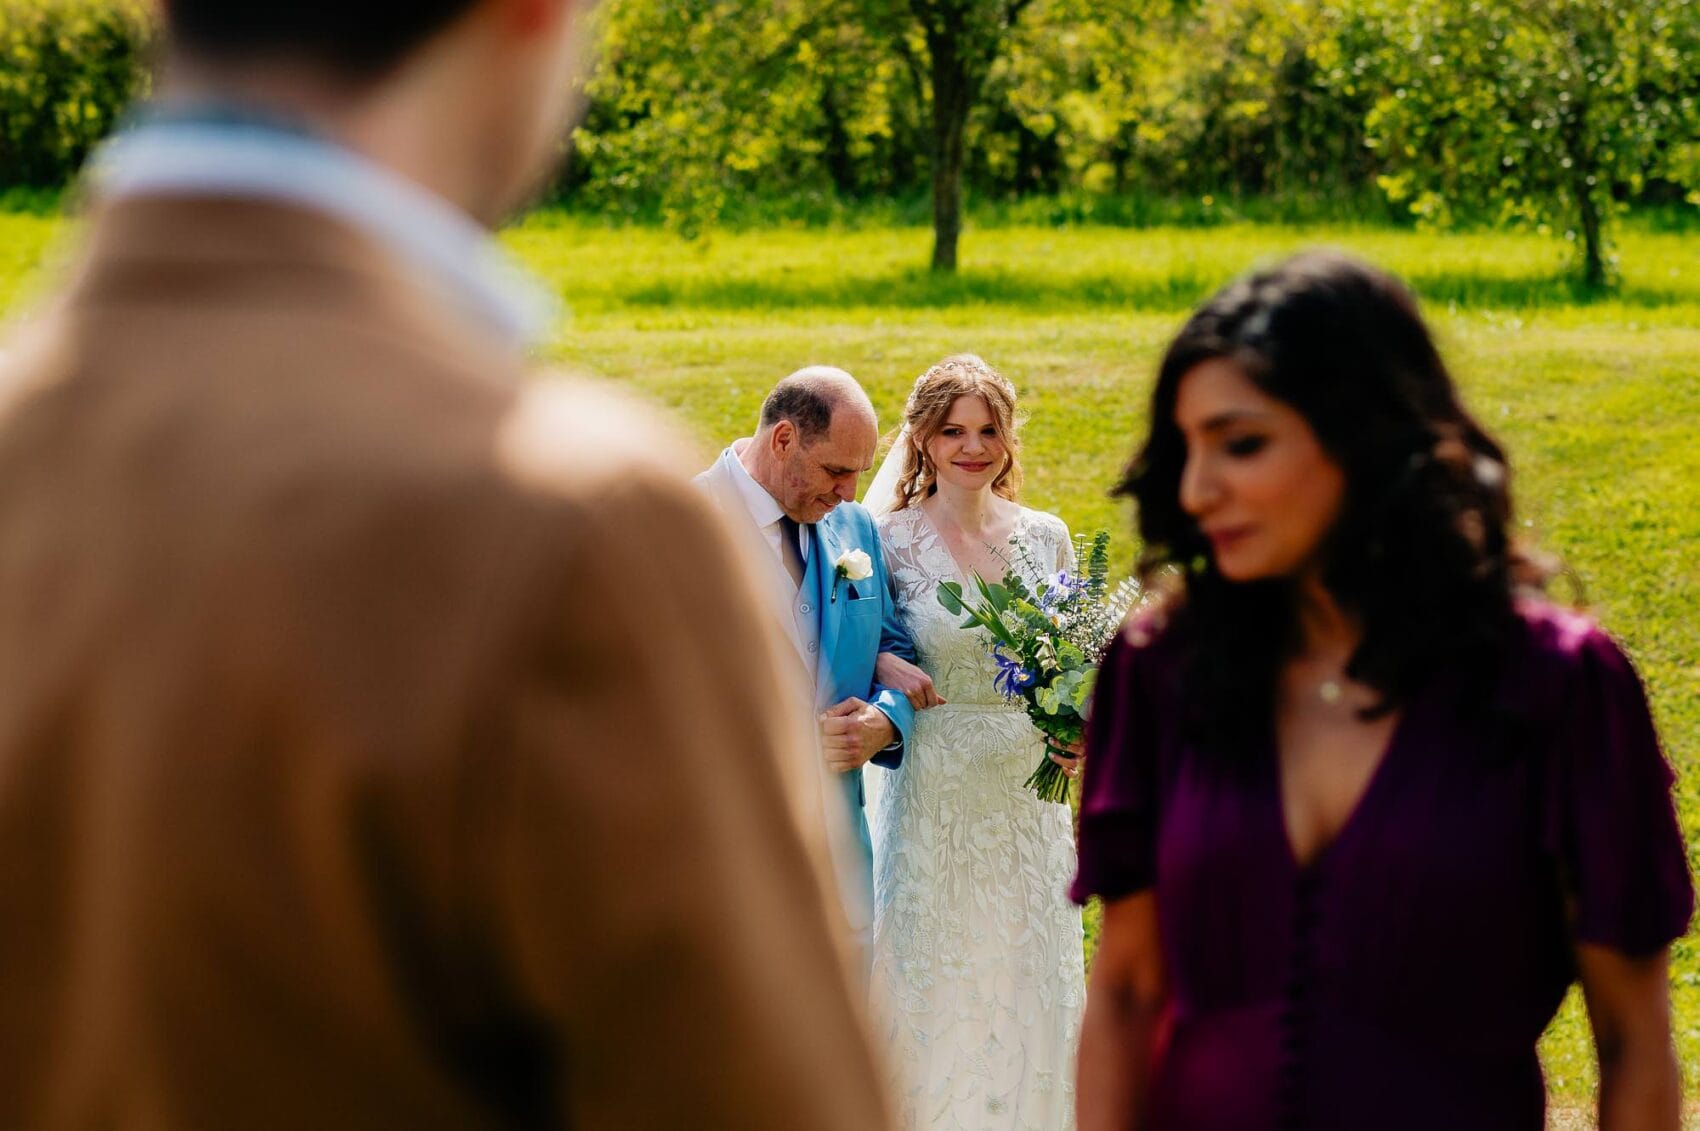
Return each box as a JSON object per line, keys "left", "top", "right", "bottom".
{"left": 832, "top": 548, "right": 874, "bottom": 602}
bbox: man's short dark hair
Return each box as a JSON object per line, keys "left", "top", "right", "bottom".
{"left": 166, "top": 1, "right": 482, "bottom": 74}
{"left": 759, "top": 381, "right": 837, "bottom": 444}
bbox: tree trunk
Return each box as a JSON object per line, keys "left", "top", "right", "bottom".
{"left": 926, "top": 27, "right": 974, "bottom": 273}
{"left": 819, "top": 88, "right": 858, "bottom": 197}
{"left": 1576, "top": 178, "right": 1606, "bottom": 290}
{"left": 1560, "top": 107, "right": 1608, "bottom": 290}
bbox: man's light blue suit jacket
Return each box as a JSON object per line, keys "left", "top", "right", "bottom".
{"left": 801, "top": 497, "right": 918, "bottom": 871}
{"left": 696, "top": 447, "right": 917, "bottom": 897}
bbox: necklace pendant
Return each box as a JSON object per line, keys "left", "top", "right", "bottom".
{"left": 1318, "top": 679, "right": 1345, "bottom": 705}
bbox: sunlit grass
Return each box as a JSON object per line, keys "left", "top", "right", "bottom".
{"left": 4, "top": 207, "right": 1696, "bottom": 1117}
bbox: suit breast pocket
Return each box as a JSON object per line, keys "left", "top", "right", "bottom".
{"left": 842, "top": 590, "right": 881, "bottom": 619}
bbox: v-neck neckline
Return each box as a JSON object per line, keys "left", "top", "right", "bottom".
{"left": 916, "top": 502, "right": 1026, "bottom": 592}
{"left": 1269, "top": 689, "right": 1420, "bottom": 876}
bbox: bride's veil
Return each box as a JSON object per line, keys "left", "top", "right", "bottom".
{"left": 860, "top": 424, "right": 911, "bottom": 519}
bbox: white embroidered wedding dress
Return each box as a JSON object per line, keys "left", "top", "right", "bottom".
{"left": 868, "top": 504, "right": 1085, "bottom": 1131}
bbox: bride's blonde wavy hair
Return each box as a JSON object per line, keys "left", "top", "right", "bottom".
{"left": 887, "top": 354, "right": 1024, "bottom": 512}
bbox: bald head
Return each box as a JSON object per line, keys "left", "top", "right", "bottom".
{"left": 758, "top": 366, "right": 876, "bottom": 444}
{"left": 745, "top": 366, "right": 879, "bottom": 523}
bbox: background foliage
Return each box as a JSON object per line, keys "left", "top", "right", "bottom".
{"left": 3, "top": 0, "right": 1696, "bottom": 279}
{"left": 1363, "top": 0, "right": 1700, "bottom": 286}
{"left": 566, "top": 0, "right": 1700, "bottom": 277}
{"left": 0, "top": 0, "right": 150, "bottom": 186}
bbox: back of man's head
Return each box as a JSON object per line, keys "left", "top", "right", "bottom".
{"left": 165, "top": 0, "right": 481, "bottom": 74}
{"left": 154, "top": 0, "right": 595, "bottom": 225}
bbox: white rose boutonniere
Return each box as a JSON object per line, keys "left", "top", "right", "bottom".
{"left": 832, "top": 548, "right": 874, "bottom": 602}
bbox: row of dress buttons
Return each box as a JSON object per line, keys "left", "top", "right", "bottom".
{"left": 1277, "top": 871, "right": 1322, "bottom": 1131}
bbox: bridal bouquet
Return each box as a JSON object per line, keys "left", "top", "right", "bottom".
{"left": 938, "top": 531, "right": 1140, "bottom": 804}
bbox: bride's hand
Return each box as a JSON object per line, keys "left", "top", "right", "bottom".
{"left": 875, "top": 652, "right": 947, "bottom": 710}
{"left": 1048, "top": 739, "right": 1086, "bottom": 780}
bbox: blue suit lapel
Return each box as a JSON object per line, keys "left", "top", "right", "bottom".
{"left": 811, "top": 517, "right": 843, "bottom": 697}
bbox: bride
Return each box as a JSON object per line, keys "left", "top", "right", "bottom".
{"left": 864, "top": 355, "right": 1086, "bottom": 1131}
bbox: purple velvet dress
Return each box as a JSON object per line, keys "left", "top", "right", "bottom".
{"left": 1071, "top": 602, "right": 1693, "bottom": 1131}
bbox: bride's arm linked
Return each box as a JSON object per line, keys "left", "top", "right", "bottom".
{"left": 875, "top": 651, "right": 945, "bottom": 709}
{"left": 872, "top": 516, "right": 944, "bottom": 712}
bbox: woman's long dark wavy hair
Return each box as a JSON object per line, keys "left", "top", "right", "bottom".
{"left": 1120, "top": 250, "right": 1558, "bottom": 755}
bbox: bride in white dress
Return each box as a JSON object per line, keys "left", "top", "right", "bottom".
{"left": 864, "top": 355, "right": 1086, "bottom": 1131}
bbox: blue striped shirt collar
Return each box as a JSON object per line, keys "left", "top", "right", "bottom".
{"left": 88, "top": 107, "right": 557, "bottom": 349}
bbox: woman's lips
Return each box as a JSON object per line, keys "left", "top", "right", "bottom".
{"left": 954, "top": 461, "right": 992, "bottom": 472}
{"left": 1205, "top": 525, "right": 1254, "bottom": 551}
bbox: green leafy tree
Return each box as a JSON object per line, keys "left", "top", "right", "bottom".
{"left": 568, "top": 1, "right": 845, "bottom": 235}
{"left": 1365, "top": 0, "right": 1700, "bottom": 288}
{"left": 976, "top": 2, "right": 1163, "bottom": 198}
{"left": 573, "top": 0, "right": 1162, "bottom": 270}
{"left": 875, "top": 0, "right": 1039, "bottom": 270}
{"left": 868, "top": 0, "right": 1165, "bottom": 265}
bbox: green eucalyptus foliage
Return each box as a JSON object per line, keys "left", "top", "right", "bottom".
{"left": 0, "top": 0, "right": 151, "bottom": 186}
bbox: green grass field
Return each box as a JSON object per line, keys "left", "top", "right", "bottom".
{"left": 4, "top": 208, "right": 1696, "bottom": 1118}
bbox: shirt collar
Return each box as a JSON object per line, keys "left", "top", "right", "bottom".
{"left": 727, "top": 439, "right": 787, "bottom": 530}
{"left": 87, "top": 106, "right": 556, "bottom": 349}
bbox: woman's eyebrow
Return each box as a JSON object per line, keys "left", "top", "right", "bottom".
{"left": 1193, "top": 409, "right": 1276, "bottom": 434}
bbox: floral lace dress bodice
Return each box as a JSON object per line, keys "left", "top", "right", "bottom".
{"left": 867, "top": 504, "right": 1085, "bottom": 1131}
{"left": 881, "top": 505, "right": 1070, "bottom": 704}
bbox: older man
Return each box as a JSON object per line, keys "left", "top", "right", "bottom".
{"left": 0, "top": 3, "right": 889, "bottom": 1129}
{"left": 698, "top": 367, "right": 937, "bottom": 949}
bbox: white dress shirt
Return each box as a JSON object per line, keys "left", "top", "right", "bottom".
{"left": 727, "top": 438, "right": 810, "bottom": 585}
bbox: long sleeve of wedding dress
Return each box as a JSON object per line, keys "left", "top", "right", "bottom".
{"left": 867, "top": 506, "right": 1086, "bottom": 1131}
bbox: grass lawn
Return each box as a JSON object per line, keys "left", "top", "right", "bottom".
{"left": 4, "top": 207, "right": 1697, "bottom": 1119}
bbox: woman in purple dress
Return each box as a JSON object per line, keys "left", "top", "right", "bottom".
{"left": 1072, "top": 251, "right": 1692, "bottom": 1131}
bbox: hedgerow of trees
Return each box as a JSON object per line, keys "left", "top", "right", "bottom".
{"left": 572, "top": 0, "right": 1699, "bottom": 281}
{"left": 3, "top": 0, "right": 1697, "bottom": 284}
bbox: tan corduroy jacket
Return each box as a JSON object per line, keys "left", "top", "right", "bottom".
{"left": 0, "top": 196, "right": 892, "bottom": 1131}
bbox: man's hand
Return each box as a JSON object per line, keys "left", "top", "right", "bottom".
{"left": 819, "top": 697, "right": 897, "bottom": 772}
{"left": 875, "top": 652, "right": 946, "bottom": 710}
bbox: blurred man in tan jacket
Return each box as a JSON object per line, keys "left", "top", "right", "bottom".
{"left": 0, "top": 2, "right": 891, "bottom": 1128}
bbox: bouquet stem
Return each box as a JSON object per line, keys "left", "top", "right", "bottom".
{"left": 1025, "top": 742, "right": 1073, "bottom": 805}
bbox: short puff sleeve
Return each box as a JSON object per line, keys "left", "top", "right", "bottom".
{"left": 1542, "top": 620, "right": 1694, "bottom": 955}
{"left": 1070, "top": 621, "right": 1166, "bottom": 905}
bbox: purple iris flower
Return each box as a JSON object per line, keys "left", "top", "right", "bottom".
{"left": 1039, "top": 570, "right": 1080, "bottom": 611}
{"left": 993, "top": 650, "right": 1039, "bottom": 697}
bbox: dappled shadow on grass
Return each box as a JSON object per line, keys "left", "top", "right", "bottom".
{"left": 621, "top": 267, "right": 1223, "bottom": 313}
{"left": 612, "top": 265, "right": 1699, "bottom": 314}
{"left": 1404, "top": 272, "right": 1695, "bottom": 310}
